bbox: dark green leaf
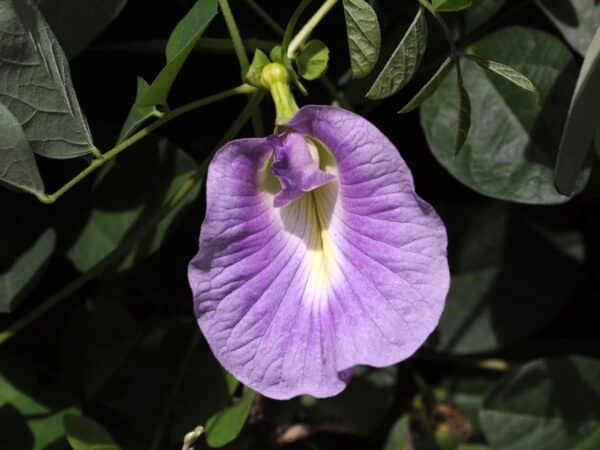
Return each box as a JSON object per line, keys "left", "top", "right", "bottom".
{"left": 433, "top": 0, "right": 473, "bottom": 12}
{"left": 296, "top": 39, "right": 329, "bottom": 80}
{"left": 555, "top": 27, "right": 600, "bottom": 195}
{"left": 59, "top": 298, "right": 139, "bottom": 398}
{"left": 343, "top": 0, "right": 381, "bottom": 79}
{"left": 139, "top": 0, "right": 218, "bottom": 106}
{"left": 0, "top": 102, "right": 44, "bottom": 195}
{"left": 0, "top": 228, "right": 55, "bottom": 313}
{"left": 67, "top": 139, "right": 200, "bottom": 272}
{"left": 399, "top": 57, "right": 453, "bottom": 113}
{"left": 246, "top": 49, "right": 270, "bottom": 87}
{"left": 383, "top": 415, "right": 413, "bottom": 450}
{"left": 455, "top": 60, "right": 471, "bottom": 152}
{"left": 0, "top": 0, "right": 94, "bottom": 158}
{"left": 480, "top": 356, "right": 600, "bottom": 450}
{"left": 118, "top": 77, "right": 160, "bottom": 142}
{"left": 536, "top": 0, "right": 600, "bottom": 56}
{"left": 367, "top": 7, "right": 428, "bottom": 100}
{"left": 64, "top": 414, "right": 120, "bottom": 450}
{"left": 421, "top": 26, "right": 587, "bottom": 204}
{"left": 205, "top": 388, "right": 255, "bottom": 448}
{"left": 432, "top": 202, "right": 585, "bottom": 354}
{"left": 466, "top": 54, "right": 536, "bottom": 92}
{"left": 461, "top": 0, "right": 506, "bottom": 34}
{"left": 36, "top": 0, "right": 127, "bottom": 58}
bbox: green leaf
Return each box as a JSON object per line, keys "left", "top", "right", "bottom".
{"left": 118, "top": 77, "right": 160, "bottom": 142}
{"left": 269, "top": 45, "right": 283, "bottom": 63}
{"left": 479, "top": 356, "right": 600, "bottom": 450}
{"left": 67, "top": 138, "right": 200, "bottom": 272}
{"left": 466, "top": 54, "right": 536, "bottom": 92}
{"left": 0, "top": 103, "right": 44, "bottom": 195}
{"left": 0, "top": 0, "right": 94, "bottom": 158}
{"left": 433, "top": 0, "right": 473, "bottom": 12}
{"left": 64, "top": 414, "right": 120, "bottom": 450}
{"left": 536, "top": 0, "right": 600, "bottom": 56}
{"left": 455, "top": 60, "right": 471, "bottom": 153}
{"left": 420, "top": 26, "right": 587, "bottom": 204}
{"left": 296, "top": 39, "right": 330, "bottom": 80}
{"left": 245, "top": 49, "right": 270, "bottom": 87}
{"left": 59, "top": 298, "right": 139, "bottom": 398}
{"left": 554, "top": 27, "right": 600, "bottom": 195}
{"left": 399, "top": 57, "right": 453, "bottom": 113}
{"left": 36, "top": 0, "right": 127, "bottom": 58}
{"left": 461, "top": 0, "right": 506, "bottom": 34}
{"left": 205, "top": 388, "right": 255, "bottom": 448}
{"left": 139, "top": 0, "right": 218, "bottom": 106}
{"left": 432, "top": 201, "right": 585, "bottom": 354}
{"left": 383, "top": 415, "right": 413, "bottom": 450}
{"left": 366, "top": 7, "right": 428, "bottom": 100}
{"left": 0, "top": 228, "right": 55, "bottom": 313}
{"left": 343, "top": 0, "right": 381, "bottom": 79}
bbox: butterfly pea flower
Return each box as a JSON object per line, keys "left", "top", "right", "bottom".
{"left": 188, "top": 63, "right": 449, "bottom": 400}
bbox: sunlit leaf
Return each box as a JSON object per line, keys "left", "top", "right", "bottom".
{"left": 536, "top": 0, "right": 600, "bottom": 56}
{"left": 139, "top": 0, "right": 218, "bottom": 106}
{"left": 554, "top": 27, "right": 600, "bottom": 195}
{"left": 0, "top": 103, "right": 44, "bottom": 196}
{"left": 296, "top": 39, "right": 329, "bottom": 80}
{"left": 205, "top": 388, "right": 255, "bottom": 448}
{"left": 0, "top": 228, "right": 55, "bottom": 313}
{"left": 367, "top": 7, "right": 428, "bottom": 99}
{"left": 421, "top": 26, "right": 587, "bottom": 204}
{"left": 480, "top": 356, "right": 600, "bottom": 450}
{"left": 399, "top": 57, "right": 453, "bottom": 113}
{"left": 0, "top": 0, "right": 94, "bottom": 158}
{"left": 343, "top": 0, "right": 381, "bottom": 79}
{"left": 64, "top": 414, "right": 120, "bottom": 450}
{"left": 466, "top": 54, "right": 536, "bottom": 92}
{"left": 433, "top": 0, "right": 473, "bottom": 12}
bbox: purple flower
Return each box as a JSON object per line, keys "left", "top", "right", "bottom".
{"left": 188, "top": 105, "right": 449, "bottom": 399}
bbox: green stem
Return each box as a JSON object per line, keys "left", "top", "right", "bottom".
{"left": 242, "top": 0, "right": 285, "bottom": 36}
{"left": 282, "top": 0, "right": 313, "bottom": 55}
{"left": 0, "top": 93, "right": 264, "bottom": 346}
{"left": 287, "top": 0, "right": 339, "bottom": 58}
{"left": 218, "top": 0, "right": 250, "bottom": 77}
{"left": 93, "top": 38, "right": 277, "bottom": 54}
{"left": 36, "top": 84, "right": 256, "bottom": 204}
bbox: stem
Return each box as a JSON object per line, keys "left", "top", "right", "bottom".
{"left": 0, "top": 93, "right": 264, "bottom": 346}
{"left": 93, "top": 38, "right": 277, "bottom": 54}
{"left": 242, "top": 0, "right": 285, "bottom": 36}
{"left": 151, "top": 333, "right": 200, "bottom": 450}
{"left": 218, "top": 0, "right": 250, "bottom": 77}
{"left": 287, "top": 0, "right": 339, "bottom": 58}
{"left": 36, "top": 84, "right": 256, "bottom": 204}
{"left": 282, "top": 0, "right": 313, "bottom": 55}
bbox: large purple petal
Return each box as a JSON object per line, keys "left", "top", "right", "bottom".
{"left": 188, "top": 106, "right": 449, "bottom": 399}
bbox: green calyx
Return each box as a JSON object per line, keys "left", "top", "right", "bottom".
{"left": 260, "top": 62, "right": 299, "bottom": 125}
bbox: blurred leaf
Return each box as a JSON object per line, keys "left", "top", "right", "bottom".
{"left": 205, "top": 388, "right": 255, "bottom": 448}
{"left": 139, "top": 0, "right": 218, "bottom": 106}
{"left": 246, "top": 49, "right": 270, "bottom": 87}
{"left": 0, "top": 0, "right": 94, "bottom": 159}
{"left": 433, "top": 0, "right": 473, "bottom": 12}
{"left": 64, "top": 414, "right": 120, "bottom": 450}
{"left": 555, "top": 27, "right": 600, "bottom": 195}
{"left": 461, "top": 446, "right": 490, "bottom": 450}
{"left": 36, "top": 0, "right": 127, "bottom": 58}
{"left": 460, "top": 0, "right": 506, "bottom": 34}
{"left": 399, "top": 57, "right": 453, "bottom": 113}
{"left": 383, "top": 415, "right": 413, "bottom": 450}
{"left": 536, "top": 0, "right": 600, "bottom": 56}
{"left": 296, "top": 39, "right": 329, "bottom": 80}
{"left": 0, "top": 228, "right": 55, "bottom": 313}
{"left": 367, "top": 7, "right": 428, "bottom": 99}
{"left": 480, "top": 356, "right": 600, "bottom": 450}
{"left": 67, "top": 138, "right": 200, "bottom": 272}
{"left": 343, "top": 0, "right": 381, "bottom": 79}
{"left": 0, "top": 103, "right": 44, "bottom": 196}
{"left": 59, "top": 298, "right": 139, "bottom": 398}
{"left": 465, "top": 55, "right": 536, "bottom": 92}
{"left": 421, "top": 26, "right": 587, "bottom": 204}
{"left": 455, "top": 61, "right": 471, "bottom": 153}
{"left": 432, "top": 202, "right": 585, "bottom": 354}
{"left": 118, "top": 77, "right": 160, "bottom": 142}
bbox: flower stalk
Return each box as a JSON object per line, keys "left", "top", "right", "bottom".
{"left": 260, "top": 62, "right": 299, "bottom": 124}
